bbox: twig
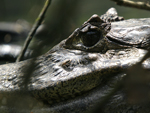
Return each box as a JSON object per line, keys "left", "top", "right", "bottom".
{"left": 111, "top": 0, "right": 150, "bottom": 11}
{"left": 16, "top": 0, "right": 51, "bottom": 62}
{"left": 138, "top": 49, "right": 150, "bottom": 64}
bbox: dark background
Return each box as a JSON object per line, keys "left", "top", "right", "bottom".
{"left": 0, "top": 0, "right": 149, "bottom": 52}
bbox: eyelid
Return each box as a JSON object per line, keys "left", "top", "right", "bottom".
{"left": 90, "top": 25, "right": 98, "bottom": 30}
{"left": 80, "top": 25, "right": 90, "bottom": 32}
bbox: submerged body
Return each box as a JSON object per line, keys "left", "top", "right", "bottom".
{"left": 0, "top": 8, "right": 150, "bottom": 113}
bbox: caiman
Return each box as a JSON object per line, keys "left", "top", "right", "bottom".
{"left": 0, "top": 8, "right": 150, "bottom": 113}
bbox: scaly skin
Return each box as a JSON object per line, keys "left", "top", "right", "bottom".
{"left": 0, "top": 8, "right": 150, "bottom": 113}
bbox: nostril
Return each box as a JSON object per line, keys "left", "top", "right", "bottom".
{"left": 60, "top": 60, "right": 73, "bottom": 71}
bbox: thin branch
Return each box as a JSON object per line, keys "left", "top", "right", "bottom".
{"left": 111, "top": 0, "right": 150, "bottom": 11}
{"left": 16, "top": 0, "right": 51, "bottom": 62}
{"left": 138, "top": 49, "right": 150, "bottom": 64}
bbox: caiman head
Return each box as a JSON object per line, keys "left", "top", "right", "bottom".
{"left": 29, "top": 8, "right": 150, "bottom": 105}
{"left": 0, "top": 8, "right": 150, "bottom": 108}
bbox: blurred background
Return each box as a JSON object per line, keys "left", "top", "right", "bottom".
{"left": 0, "top": 1, "right": 150, "bottom": 112}
{"left": 0, "top": 0, "right": 149, "bottom": 63}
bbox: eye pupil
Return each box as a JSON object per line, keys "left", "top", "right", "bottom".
{"left": 81, "top": 31, "right": 101, "bottom": 47}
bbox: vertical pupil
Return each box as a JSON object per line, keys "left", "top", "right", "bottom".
{"left": 81, "top": 31, "right": 100, "bottom": 47}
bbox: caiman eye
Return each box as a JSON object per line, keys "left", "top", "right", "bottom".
{"left": 81, "top": 30, "right": 101, "bottom": 47}
{"left": 64, "top": 29, "right": 105, "bottom": 52}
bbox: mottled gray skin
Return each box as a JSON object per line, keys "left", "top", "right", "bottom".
{"left": 0, "top": 8, "right": 150, "bottom": 113}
